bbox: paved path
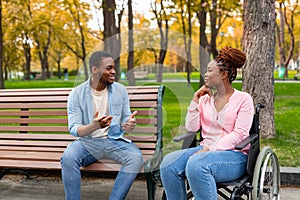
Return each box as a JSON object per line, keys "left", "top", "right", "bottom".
{"left": 0, "top": 175, "right": 299, "bottom": 200}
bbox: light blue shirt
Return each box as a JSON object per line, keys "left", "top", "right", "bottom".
{"left": 67, "top": 78, "right": 132, "bottom": 141}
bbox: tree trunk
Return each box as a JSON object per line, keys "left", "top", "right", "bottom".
{"left": 277, "top": 3, "right": 286, "bottom": 77}
{"left": 127, "top": 0, "right": 135, "bottom": 86}
{"left": 151, "top": 1, "right": 169, "bottom": 83}
{"left": 180, "top": 0, "right": 192, "bottom": 86}
{"left": 209, "top": 0, "right": 219, "bottom": 57}
{"left": 23, "top": 39, "right": 31, "bottom": 80}
{"left": 157, "top": 24, "right": 168, "bottom": 83}
{"left": 37, "top": 30, "right": 51, "bottom": 80}
{"left": 103, "top": 0, "right": 121, "bottom": 81}
{"left": 276, "top": 2, "right": 295, "bottom": 78}
{"left": 242, "top": 0, "right": 276, "bottom": 138}
{"left": 0, "top": 0, "right": 4, "bottom": 89}
{"left": 197, "top": 0, "right": 209, "bottom": 87}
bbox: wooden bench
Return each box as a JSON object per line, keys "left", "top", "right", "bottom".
{"left": 0, "top": 85, "right": 165, "bottom": 200}
{"left": 134, "top": 71, "right": 148, "bottom": 79}
{"left": 294, "top": 69, "right": 300, "bottom": 80}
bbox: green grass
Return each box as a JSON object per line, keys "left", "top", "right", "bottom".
{"left": 148, "top": 70, "right": 298, "bottom": 80}
{"left": 4, "top": 78, "right": 75, "bottom": 89}
{"left": 4, "top": 75, "right": 300, "bottom": 167}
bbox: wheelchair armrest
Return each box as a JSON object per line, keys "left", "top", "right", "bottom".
{"left": 173, "top": 132, "right": 197, "bottom": 149}
{"left": 173, "top": 132, "right": 196, "bottom": 142}
{"left": 235, "top": 134, "right": 258, "bottom": 150}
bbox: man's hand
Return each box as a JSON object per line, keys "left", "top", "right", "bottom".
{"left": 122, "top": 111, "right": 137, "bottom": 132}
{"left": 77, "top": 112, "right": 113, "bottom": 137}
{"left": 93, "top": 112, "right": 113, "bottom": 129}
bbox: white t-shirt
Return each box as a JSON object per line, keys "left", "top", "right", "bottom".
{"left": 91, "top": 87, "right": 109, "bottom": 138}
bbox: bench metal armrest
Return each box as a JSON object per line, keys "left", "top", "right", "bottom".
{"left": 235, "top": 134, "right": 258, "bottom": 150}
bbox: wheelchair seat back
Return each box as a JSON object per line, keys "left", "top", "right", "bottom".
{"left": 246, "top": 113, "right": 260, "bottom": 176}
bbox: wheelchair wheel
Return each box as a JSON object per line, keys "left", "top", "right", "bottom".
{"left": 186, "top": 180, "right": 195, "bottom": 200}
{"left": 252, "top": 146, "right": 280, "bottom": 200}
{"left": 186, "top": 190, "right": 194, "bottom": 200}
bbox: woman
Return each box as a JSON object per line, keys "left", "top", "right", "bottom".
{"left": 160, "top": 46, "right": 254, "bottom": 200}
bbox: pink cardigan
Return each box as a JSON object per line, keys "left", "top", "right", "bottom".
{"left": 185, "top": 89, "right": 254, "bottom": 154}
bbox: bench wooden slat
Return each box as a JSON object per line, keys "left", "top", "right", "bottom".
{"left": 135, "top": 118, "right": 157, "bottom": 124}
{"left": 0, "top": 133, "right": 74, "bottom": 140}
{"left": 0, "top": 159, "right": 62, "bottom": 170}
{"left": 131, "top": 110, "right": 157, "bottom": 116}
{"left": 0, "top": 96, "right": 69, "bottom": 102}
{"left": 0, "top": 91, "right": 70, "bottom": 97}
{"left": 130, "top": 127, "right": 157, "bottom": 133}
{"left": 0, "top": 118, "right": 68, "bottom": 124}
{"left": 0, "top": 118, "right": 154, "bottom": 125}
{"left": 0, "top": 151, "right": 62, "bottom": 161}
{"left": 0, "top": 150, "right": 154, "bottom": 162}
{"left": 0, "top": 147, "right": 155, "bottom": 155}
{"left": 0, "top": 103, "right": 67, "bottom": 109}
{"left": 0, "top": 140, "right": 71, "bottom": 147}
{"left": 0, "top": 146, "right": 67, "bottom": 152}
{"left": 0, "top": 134, "right": 157, "bottom": 142}
{"left": 130, "top": 101, "right": 158, "bottom": 108}
{"left": 0, "top": 160, "right": 128, "bottom": 172}
{"left": 0, "top": 159, "right": 151, "bottom": 173}
{"left": 0, "top": 140, "right": 156, "bottom": 150}
{"left": 0, "top": 126, "right": 69, "bottom": 132}
{"left": 0, "top": 110, "right": 67, "bottom": 116}
{"left": 128, "top": 94, "right": 158, "bottom": 101}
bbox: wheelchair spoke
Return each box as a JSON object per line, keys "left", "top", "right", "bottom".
{"left": 252, "top": 147, "right": 280, "bottom": 200}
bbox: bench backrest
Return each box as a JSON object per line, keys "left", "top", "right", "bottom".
{"left": 0, "top": 86, "right": 165, "bottom": 161}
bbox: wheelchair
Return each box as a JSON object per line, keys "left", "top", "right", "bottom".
{"left": 163, "top": 103, "right": 280, "bottom": 200}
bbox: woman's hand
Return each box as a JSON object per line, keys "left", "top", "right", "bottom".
{"left": 193, "top": 146, "right": 210, "bottom": 155}
{"left": 192, "top": 85, "right": 212, "bottom": 103}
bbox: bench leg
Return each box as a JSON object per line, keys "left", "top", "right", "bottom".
{"left": 145, "top": 172, "right": 157, "bottom": 200}
{"left": 0, "top": 169, "right": 34, "bottom": 180}
{"left": 0, "top": 171, "right": 5, "bottom": 180}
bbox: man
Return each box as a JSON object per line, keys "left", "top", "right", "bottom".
{"left": 61, "top": 51, "right": 143, "bottom": 200}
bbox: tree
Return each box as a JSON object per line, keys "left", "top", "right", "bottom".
{"left": 242, "top": 0, "right": 276, "bottom": 138}
{"left": 102, "top": 0, "right": 122, "bottom": 81}
{"left": 127, "top": 0, "right": 135, "bottom": 86}
{"left": 33, "top": 21, "right": 52, "bottom": 80}
{"left": 15, "top": 0, "right": 34, "bottom": 80}
{"left": 61, "top": 0, "right": 89, "bottom": 80}
{"left": 179, "top": 0, "right": 192, "bottom": 86}
{"left": 151, "top": 0, "right": 169, "bottom": 83}
{"left": 0, "top": 0, "right": 4, "bottom": 88}
{"left": 194, "top": 0, "right": 242, "bottom": 85}
{"left": 276, "top": 0, "right": 298, "bottom": 78}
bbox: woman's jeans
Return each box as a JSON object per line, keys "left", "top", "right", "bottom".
{"left": 160, "top": 146, "right": 247, "bottom": 200}
{"left": 61, "top": 137, "right": 143, "bottom": 200}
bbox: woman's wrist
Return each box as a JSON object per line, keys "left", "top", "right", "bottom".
{"left": 203, "top": 146, "right": 210, "bottom": 151}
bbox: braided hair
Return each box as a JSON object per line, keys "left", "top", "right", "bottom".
{"left": 215, "top": 46, "right": 246, "bottom": 83}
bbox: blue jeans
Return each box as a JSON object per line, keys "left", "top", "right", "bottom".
{"left": 61, "top": 137, "right": 143, "bottom": 200}
{"left": 160, "top": 146, "right": 247, "bottom": 200}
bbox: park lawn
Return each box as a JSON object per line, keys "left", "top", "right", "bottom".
{"left": 3, "top": 78, "right": 300, "bottom": 167}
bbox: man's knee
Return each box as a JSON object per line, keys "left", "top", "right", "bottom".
{"left": 61, "top": 149, "right": 78, "bottom": 169}
{"left": 132, "top": 151, "right": 144, "bottom": 167}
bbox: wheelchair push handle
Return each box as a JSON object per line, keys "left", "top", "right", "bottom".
{"left": 256, "top": 103, "right": 265, "bottom": 114}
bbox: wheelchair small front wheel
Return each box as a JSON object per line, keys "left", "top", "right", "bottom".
{"left": 252, "top": 146, "right": 280, "bottom": 200}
